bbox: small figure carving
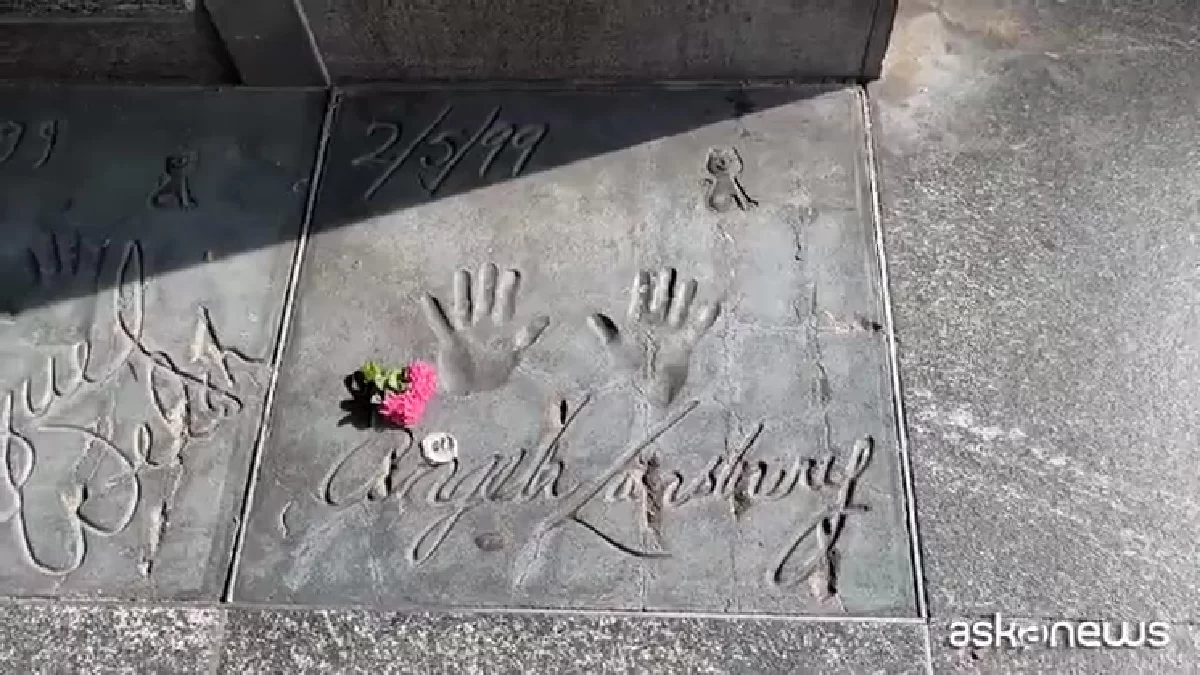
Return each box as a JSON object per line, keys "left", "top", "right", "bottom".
{"left": 587, "top": 268, "right": 721, "bottom": 408}
{"left": 704, "top": 148, "right": 757, "bottom": 213}
{"left": 149, "top": 151, "right": 198, "bottom": 210}
{"left": 421, "top": 263, "right": 550, "bottom": 396}
{"left": 420, "top": 431, "right": 458, "bottom": 465}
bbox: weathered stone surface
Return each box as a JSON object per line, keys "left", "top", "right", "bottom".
{"left": 222, "top": 609, "right": 929, "bottom": 673}
{"left": 874, "top": 0, "right": 1200, "bottom": 621}
{"left": 0, "top": 86, "right": 326, "bottom": 598}
{"left": 303, "top": 0, "right": 895, "bottom": 82}
{"left": 0, "top": 602, "right": 225, "bottom": 672}
{"left": 930, "top": 617, "right": 1199, "bottom": 674}
{"left": 0, "top": 602, "right": 930, "bottom": 673}
{"left": 0, "top": 0, "right": 187, "bottom": 17}
{"left": 234, "top": 86, "right": 918, "bottom": 617}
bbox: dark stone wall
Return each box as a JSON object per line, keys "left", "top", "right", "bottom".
{"left": 0, "top": 0, "right": 894, "bottom": 84}
{"left": 0, "top": 2, "right": 235, "bottom": 83}
{"left": 305, "top": 0, "right": 893, "bottom": 82}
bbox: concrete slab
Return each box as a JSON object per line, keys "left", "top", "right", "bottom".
{"left": 222, "top": 610, "right": 929, "bottom": 674}
{"left": 0, "top": 85, "right": 326, "bottom": 598}
{"left": 929, "top": 616, "right": 1199, "bottom": 674}
{"left": 873, "top": 0, "right": 1200, "bottom": 623}
{"left": 0, "top": 601, "right": 931, "bottom": 673}
{"left": 0, "top": 602, "right": 225, "bottom": 673}
{"left": 235, "top": 86, "right": 918, "bottom": 617}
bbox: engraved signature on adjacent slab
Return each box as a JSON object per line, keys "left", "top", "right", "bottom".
{"left": 319, "top": 396, "right": 874, "bottom": 600}
{"left": 587, "top": 268, "right": 721, "bottom": 408}
{"left": 0, "top": 232, "right": 262, "bottom": 576}
{"left": 705, "top": 148, "right": 757, "bottom": 213}
{"left": 0, "top": 119, "right": 62, "bottom": 169}
{"left": 352, "top": 107, "right": 549, "bottom": 202}
{"left": 421, "top": 263, "right": 550, "bottom": 396}
{"left": 149, "top": 151, "right": 198, "bottom": 210}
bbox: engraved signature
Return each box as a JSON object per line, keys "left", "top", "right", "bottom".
{"left": 0, "top": 119, "right": 62, "bottom": 169}
{"left": 352, "top": 106, "right": 549, "bottom": 202}
{"left": 0, "top": 234, "right": 262, "bottom": 576}
{"left": 319, "top": 397, "right": 872, "bottom": 596}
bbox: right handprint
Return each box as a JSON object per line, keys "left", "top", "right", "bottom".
{"left": 587, "top": 268, "right": 721, "bottom": 408}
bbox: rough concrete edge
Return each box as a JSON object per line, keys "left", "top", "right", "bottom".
{"left": 220, "top": 88, "right": 341, "bottom": 602}
{"left": 203, "top": 0, "right": 329, "bottom": 86}
{"left": 861, "top": 0, "right": 898, "bottom": 80}
{"left": 2, "top": 597, "right": 936, "bottom": 623}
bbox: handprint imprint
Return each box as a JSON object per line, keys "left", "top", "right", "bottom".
{"left": 421, "top": 263, "right": 550, "bottom": 396}
{"left": 587, "top": 268, "right": 721, "bottom": 408}
{"left": 1, "top": 232, "right": 145, "bottom": 386}
{"left": 2, "top": 232, "right": 105, "bottom": 346}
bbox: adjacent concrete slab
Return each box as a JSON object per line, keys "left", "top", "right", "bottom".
{"left": 929, "top": 617, "right": 1199, "bottom": 674}
{"left": 303, "top": 0, "right": 895, "bottom": 82}
{"left": 235, "top": 86, "right": 918, "bottom": 617}
{"left": 0, "top": 601, "right": 930, "bottom": 673}
{"left": 222, "top": 610, "right": 929, "bottom": 673}
{"left": 874, "top": 1, "right": 1200, "bottom": 620}
{"left": 0, "top": 86, "right": 326, "bottom": 598}
{"left": 0, "top": 602, "right": 225, "bottom": 672}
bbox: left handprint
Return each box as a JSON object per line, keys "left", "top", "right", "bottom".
{"left": 421, "top": 263, "right": 550, "bottom": 396}
{"left": 0, "top": 231, "right": 145, "bottom": 382}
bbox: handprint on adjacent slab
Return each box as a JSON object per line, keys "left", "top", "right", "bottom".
{"left": 1, "top": 232, "right": 105, "bottom": 347}
{"left": 421, "top": 263, "right": 550, "bottom": 396}
{"left": 0, "top": 232, "right": 145, "bottom": 383}
{"left": 587, "top": 268, "right": 721, "bottom": 408}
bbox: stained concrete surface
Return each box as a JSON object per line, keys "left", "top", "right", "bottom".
{"left": 873, "top": 0, "right": 1200, "bottom": 670}
{"left": 235, "top": 86, "right": 918, "bottom": 617}
{"left": 3, "top": 0, "right": 1200, "bottom": 670}
{"left": 0, "top": 86, "right": 325, "bottom": 598}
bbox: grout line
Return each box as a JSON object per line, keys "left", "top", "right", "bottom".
{"left": 290, "top": 0, "right": 331, "bottom": 87}
{"left": 332, "top": 78, "right": 861, "bottom": 93}
{"left": 206, "top": 603, "right": 231, "bottom": 675}
{"left": 0, "top": 595, "right": 928, "bottom": 624}
{"left": 856, "top": 84, "right": 929, "bottom": 621}
{"left": 858, "top": 0, "right": 886, "bottom": 79}
{"left": 219, "top": 89, "right": 342, "bottom": 603}
{"left": 922, "top": 621, "right": 935, "bottom": 674}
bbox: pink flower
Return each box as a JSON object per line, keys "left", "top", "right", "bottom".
{"left": 405, "top": 361, "right": 438, "bottom": 402}
{"left": 378, "top": 390, "right": 427, "bottom": 428}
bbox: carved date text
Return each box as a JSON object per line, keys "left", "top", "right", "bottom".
{"left": 0, "top": 119, "right": 62, "bottom": 169}
{"left": 352, "top": 106, "right": 549, "bottom": 202}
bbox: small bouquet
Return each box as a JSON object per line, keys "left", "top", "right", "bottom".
{"left": 355, "top": 360, "right": 438, "bottom": 428}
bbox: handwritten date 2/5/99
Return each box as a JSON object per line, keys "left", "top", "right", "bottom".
{"left": 351, "top": 105, "right": 548, "bottom": 202}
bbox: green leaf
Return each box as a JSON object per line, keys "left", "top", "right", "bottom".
{"left": 360, "top": 361, "right": 382, "bottom": 383}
